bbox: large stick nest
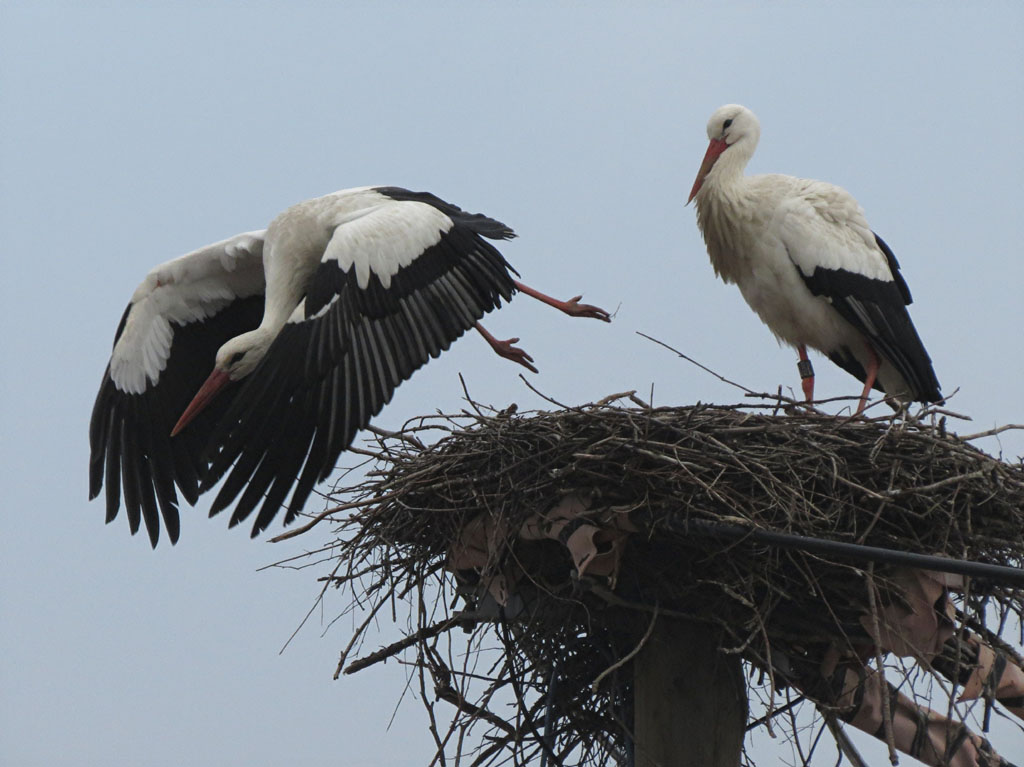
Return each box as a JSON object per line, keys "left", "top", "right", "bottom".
{"left": 292, "top": 392, "right": 1024, "bottom": 766}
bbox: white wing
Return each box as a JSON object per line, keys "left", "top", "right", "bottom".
{"left": 110, "top": 231, "right": 267, "bottom": 394}
{"left": 770, "top": 179, "right": 892, "bottom": 282}
{"left": 90, "top": 230, "right": 267, "bottom": 546}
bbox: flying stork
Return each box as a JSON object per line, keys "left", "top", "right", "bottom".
{"left": 90, "top": 186, "right": 610, "bottom": 546}
{"left": 688, "top": 104, "right": 942, "bottom": 413}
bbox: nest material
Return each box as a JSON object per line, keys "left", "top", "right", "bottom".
{"left": 307, "top": 395, "right": 1024, "bottom": 766}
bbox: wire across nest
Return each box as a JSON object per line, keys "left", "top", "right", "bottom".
{"left": 293, "top": 391, "right": 1024, "bottom": 766}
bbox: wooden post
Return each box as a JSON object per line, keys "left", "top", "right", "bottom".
{"left": 634, "top": 618, "right": 746, "bottom": 767}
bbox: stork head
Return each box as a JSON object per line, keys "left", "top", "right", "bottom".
{"left": 170, "top": 328, "right": 274, "bottom": 437}
{"left": 215, "top": 329, "right": 275, "bottom": 381}
{"left": 688, "top": 104, "right": 761, "bottom": 203}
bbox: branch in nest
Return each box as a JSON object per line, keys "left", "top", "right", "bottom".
{"left": 344, "top": 612, "right": 482, "bottom": 676}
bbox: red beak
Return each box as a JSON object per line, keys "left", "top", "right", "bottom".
{"left": 171, "top": 369, "right": 232, "bottom": 437}
{"left": 687, "top": 138, "right": 729, "bottom": 204}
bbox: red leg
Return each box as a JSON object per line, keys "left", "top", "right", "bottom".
{"left": 475, "top": 322, "right": 538, "bottom": 374}
{"left": 513, "top": 280, "right": 611, "bottom": 322}
{"left": 797, "top": 344, "right": 815, "bottom": 403}
{"left": 856, "top": 344, "right": 881, "bottom": 415}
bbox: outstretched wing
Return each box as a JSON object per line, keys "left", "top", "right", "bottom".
{"left": 201, "top": 189, "right": 517, "bottom": 536}
{"left": 779, "top": 191, "right": 942, "bottom": 402}
{"left": 89, "top": 231, "right": 266, "bottom": 546}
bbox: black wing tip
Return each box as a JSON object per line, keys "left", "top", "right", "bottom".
{"left": 102, "top": 514, "right": 163, "bottom": 548}
{"left": 374, "top": 186, "right": 516, "bottom": 240}
{"left": 872, "top": 232, "right": 912, "bottom": 305}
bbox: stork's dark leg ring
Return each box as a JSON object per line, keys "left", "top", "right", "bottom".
{"left": 797, "top": 359, "right": 814, "bottom": 379}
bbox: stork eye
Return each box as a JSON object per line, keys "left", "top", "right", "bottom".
{"left": 723, "top": 118, "right": 733, "bottom": 129}
{"left": 229, "top": 351, "right": 246, "bottom": 365}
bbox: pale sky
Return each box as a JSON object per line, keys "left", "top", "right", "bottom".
{"left": 2, "top": 2, "right": 1023, "bottom": 765}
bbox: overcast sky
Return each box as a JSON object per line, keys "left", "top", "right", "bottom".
{"left": 2, "top": 2, "right": 1023, "bottom": 765}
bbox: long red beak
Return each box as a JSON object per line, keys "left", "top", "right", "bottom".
{"left": 171, "top": 369, "right": 232, "bottom": 437}
{"left": 687, "top": 138, "right": 728, "bottom": 204}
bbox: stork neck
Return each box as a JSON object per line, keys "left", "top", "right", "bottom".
{"left": 705, "top": 143, "right": 752, "bottom": 198}
{"left": 694, "top": 149, "right": 757, "bottom": 282}
{"left": 259, "top": 238, "right": 320, "bottom": 331}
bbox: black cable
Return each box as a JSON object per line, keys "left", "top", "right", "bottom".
{"left": 659, "top": 517, "right": 1024, "bottom": 587}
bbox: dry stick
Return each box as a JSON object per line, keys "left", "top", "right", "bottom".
{"left": 823, "top": 712, "right": 870, "bottom": 767}
{"left": 636, "top": 331, "right": 760, "bottom": 397}
{"left": 756, "top": 609, "right": 777, "bottom": 738}
{"left": 590, "top": 605, "right": 659, "bottom": 693}
{"left": 744, "top": 695, "right": 805, "bottom": 731}
{"left": 884, "top": 468, "right": 990, "bottom": 498}
{"left": 279, "top": 554, "right": 349, "bottom": 654}
{"left": 332, "top": 593, "right": 403, "bottom": 679}
{"left": 269, "top": 493, "right": 400, "bottom": 542}
{"left": 433, "top": 682, "right": 516, "bottom": 736}
{"left": 457, "top": 373, "right": 487, "bottom": 419}
{"left": 365, "top": 423, "right": 427, "bottom": 450}
{"left": 959, "top": 423, "right": 1024, "bottom": 441}
{"left": 947, "top": 577, "right": 978, "bottom": 757}
{"left": 497, "top": 622, "right": 562, "bottom": 767}
{"left": 344, "top": 613, "right": 482, "bottom": 676}
{"left": 593, "top": 390, "right": 638, "bottom": 407}
{"left": 866, "top": 563, "right": 899, "bottom": 765}
{"left": 517, "top": 373, "right": 571, "bottom": 411}
{"left": 955, "top": 608, "right": 1024, "bottom": 668}
{"left": 419, "top": 651, "right": 449, "bottom": 767}
{"left": 815, "top": 712, "right": 872, "bottom": 765}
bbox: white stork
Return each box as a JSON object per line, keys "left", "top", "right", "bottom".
{"left": 688, "top": 104, "right": 942, "bottom": 413}
{"left": 90, "top": 186, "right": 610, "bottom": 546}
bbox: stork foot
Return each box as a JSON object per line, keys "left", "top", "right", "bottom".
{"left": 559, "top": 295, "right": 612, "bottom": 322}
{"left": 491, "top": 336, "right": 538, "bottom": 374}
{"left": 513, "top": 280, "right": 611, "bottom": 322}
{"left": 476, "top": 323, "right": 538, "bottom": 374}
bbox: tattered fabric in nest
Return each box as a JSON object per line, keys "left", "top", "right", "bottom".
{"left": 306, "top": 396, "right": 1024, "bottom": 766}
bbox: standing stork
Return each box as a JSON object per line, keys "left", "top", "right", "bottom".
{"left": 90, "top": 186, "right": 610, "bottom": 546}
{"left": 688, "top": 104, "right": 942, "bottom": 413}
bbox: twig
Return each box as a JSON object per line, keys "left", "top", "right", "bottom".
{"left": 332, "top": 588, "right": 398, "bottom": 679}
{"left": 591, "top": 606, "right": 659, "bottom": 693}
{"left": 593, "top": 390, "right": 637, "bottom": 407}
{"left": 884, "top": 469, "right": 990, "bottom": 497}
{"left": 344, "top": 613, "right": 482, "bottom": 676}
{"left": 517, "top": 373, "right": 570, "bottom": 410}
{"left": 959, "top": 424, "right": 1024, "bottom": 441}
{"left": 745, "top": 695, "right": 805, "bottom": 731}
{"left": 636, "top": 332, "right": 759, "bottom": 396}
{"left": 366, "top": 423, "right": 427, "bottom": 450}
{"left": 269, "top": 493, "right": 400, "bottom": 542}
{"left": 458, "top": 373, "right": 487, "bottom": 418}
{"left": 823, "top": 713, "right": 869, "bottom": 767}
{"left": 866, "top": 563, "right": 898, "bottom": 765}
{"left": 434, "top": 682, "right": 516, "bottom": 736}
